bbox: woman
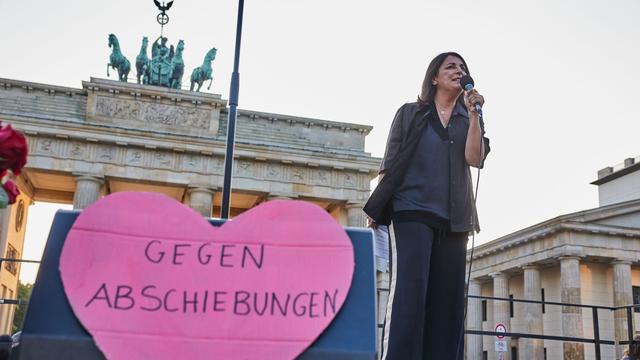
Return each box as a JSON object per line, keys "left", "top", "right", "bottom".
{"left": 364, "top": 52, "right": 490, "bottom": 359}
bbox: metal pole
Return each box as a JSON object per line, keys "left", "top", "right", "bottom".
{"left": 592, "top": 307, "right": 601, "bottom": 360}
{"left": 627, "top": 307, "right": 634, "bottom": 356}
{"left": 220, "top": 0, "right": 244, "bottom": 219}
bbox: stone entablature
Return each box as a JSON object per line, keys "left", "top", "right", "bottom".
{"left": 231, "top": 109, "right": 372, "bottom": 153}
{"left": 1, "top": 76, "right": 379, "bottom": 211}
{"left": 84, "top": 78, "right": 225, "bottom": 137}
{"left": 0, "top": 77, "right": 374, "bottom": 158}
{"left": 468, "top": 200, "right": 640, "bottom": 280}
{"left": 25, "top": 132, "right": 373, "bottom": 202}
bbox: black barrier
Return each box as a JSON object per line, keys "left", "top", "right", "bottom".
{"left": 16, "top": 210, "right": 377, "bottom": 360}
{"left": 376, "top": 287, "right": 639, "bottom": 360}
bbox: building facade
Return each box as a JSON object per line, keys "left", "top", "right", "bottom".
{"left": 466, "top": 157, "right": 640, "bottom": 360}
{"left": 0, "top": 76, "right": 381, "bottom": 333}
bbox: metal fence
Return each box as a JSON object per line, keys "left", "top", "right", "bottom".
{"left": 0, "top": 258, "right": 40, "bottom": 308}
{"left": 376, "top": 288, "right": 639, "bottom": 360}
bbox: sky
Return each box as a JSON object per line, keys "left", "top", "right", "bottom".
{"left": 2, "top": 0, "right": 640, "bottom": 283}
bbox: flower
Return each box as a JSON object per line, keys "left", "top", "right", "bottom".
{"left": 0, "top": 123, "right": 28, "bottom": 175}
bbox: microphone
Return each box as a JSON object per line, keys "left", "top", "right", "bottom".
{"left": 459, "top": 75, "right": 482, "bottom": 116}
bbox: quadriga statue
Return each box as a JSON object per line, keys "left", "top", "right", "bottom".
{"left": 107, "top": 34, "right": 131, "bottom": 82}
{"left": 135, "top": 36, "right": 150, "bottom": 84}
{"left": 169, "top": 40, "right": 185, "bottom": 89}
{"left": 190, "top": 48, "right": 217, "bottom": 92}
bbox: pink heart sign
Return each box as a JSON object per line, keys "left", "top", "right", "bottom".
{"left": 59, "top": 192, "right": 354, "bottom": 360}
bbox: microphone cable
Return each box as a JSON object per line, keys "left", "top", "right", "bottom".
{"left": 456, "top": 108, "right": 484, "bottom": 360}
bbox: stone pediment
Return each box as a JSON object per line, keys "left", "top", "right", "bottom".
{"left": 555, "top": 198, "right": 640, "bottom": 229}
{"left": 475, "top": 198, "right": 640, "bottom": 255}
{"left": 83, "top": 78, "right": 226, "bottom": 137}
{"left": 468, "top": 199, "right": 640, "bottom": 277}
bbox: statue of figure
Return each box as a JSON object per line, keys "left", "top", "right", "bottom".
{"left": 169, "top": 40, "right": 185, "bottom": 89}
{"left": 190, "top": 47, "right": 217, "bottom": 92}
{"left": 148, "top": 36, "right": 174, "bottom": 87}
{"left": 107, "top": 34, "right": 131, "bottom": 82}
{"left": 135, "top": 36, "right": 150, "bottom": 84}
{"left": 152, "top": 36, "right": 171, "bottom": 62}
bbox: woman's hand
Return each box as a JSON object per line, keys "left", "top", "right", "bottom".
{"left": 464, "top": 89, "right": 485, "bottom": 114}
{"left": 464, "top": 89, "right": 486, "bottom": 167}
{"left": 367, "top": 216, "right": 379, "bottom": 230}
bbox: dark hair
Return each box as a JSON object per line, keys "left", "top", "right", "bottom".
{"left": 417, "top": 52, "right": 470, "bottom": 108}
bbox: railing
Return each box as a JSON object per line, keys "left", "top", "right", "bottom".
{"left": 0, "top": 258, "right": 41, "bottom": 309}
{"left": 376, "top": 288, "right": 639, "bottom": 360}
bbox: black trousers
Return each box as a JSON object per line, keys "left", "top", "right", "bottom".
{"left": 380, "top": 218, "right": 468, "bottom": 360}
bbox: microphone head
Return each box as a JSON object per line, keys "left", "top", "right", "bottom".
{"left": 460, "top": 75, "right": 475, "bottom": 91}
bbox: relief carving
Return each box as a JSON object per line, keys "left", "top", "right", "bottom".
{"left": 96, "top": 97, "right": 141, "bottom": 119}
{"left": 127, "top": 149, "right": 144, "bottom": 165}
{"left": 290, "top": 167, "right": 306, "bottom": 182}
{"left": 236, "top": 160, "right": 252, "bottom": 177}
{"left": 344, "top": 173, "right": 355, "bottom": 187}
{"left": 38, "top": 139, "right": 54, "bottom": 154}
{"left": 315, "top": 169, "right": 329, "bottom": 185}
{"left": 183, "top": 154, "right": 201, "bottom": 171}
{"left": 98, "top": 146, "right": 115, "bottom": 161}
{"left": 68, "top": 142, "right": 86, "bottom": 157}
{"left": 153, "top": 152, "right": 172, "bottom": 168}
{"left": 95, "top": 96, "right": 210, "bottom": 130}
{"left": 265, "top": 163, "right": 282, "bottom": 180}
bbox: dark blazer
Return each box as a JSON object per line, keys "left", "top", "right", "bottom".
{"left": 363, "top": 101, "right": 490, "bottom": 232}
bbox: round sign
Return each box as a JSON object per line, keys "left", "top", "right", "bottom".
{"left": 495, "top": 323, "right": 507, "bottom": 339}
{"left": 157, "top": 13, "right": 169, "bottom": 25}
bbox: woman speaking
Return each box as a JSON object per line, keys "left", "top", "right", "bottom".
{"left": 364, "top": 52, "right": 490, "bottom": 359}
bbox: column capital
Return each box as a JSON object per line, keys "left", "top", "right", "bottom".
{"left": 489, "top": 271, "right": 508, "bottom": 279}
{"left": 522, "top": 264, "right": 540, "bottom": 271}
{"left": 73, "top": 174, "right": 105, "bottom": 209}
{"left": 468, "top": 279, "right": 482, "bottom": 295}
{"left": 345, "top": 201, "right": 366, "bottom": 209}
{"left": 611, "top": 258, "right": 633, "bottom": 265}
{"left": 267, "top": 193, "right": 297, "bottom": 201}
{"left": 72, "top": 173, "right": 105, "bottom": 184}
{"left": 557, "top": 255, "right": 582, "bottom": 262}
{"left": 186, "top": 186, "right": 217, "bottom": 195}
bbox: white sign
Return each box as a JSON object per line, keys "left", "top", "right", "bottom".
{"left": 495, "top": 340, "right": 508, "bottom": 352}
{"left": 495, "top": 323, "right": 507, "bottom": 339}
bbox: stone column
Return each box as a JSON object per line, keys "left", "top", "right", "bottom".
{"left": 491, "top": 272, "right": 511, "bottom": 360}
{"left": 187, "top": 187, "right": 215, "bottom": 217}
{"left": 376, "top": 271, "right": 390, "bottom": 356}
{"left": 73, "top": 175, "right": 104, "bottom": 209}
{"left": 559, "top": 256, "right": 584, "bottom": 360}
{"left": 522, "top": 265, "right": 544, "bottom": 359}
{"left": 612, "top": 259, "right": 634, "bottom": 359}
{"left": 467, "top": 279, "right": 483, "bottom": 360}
{"left": 345, "top": 202, "right": 366, "bottom": 227}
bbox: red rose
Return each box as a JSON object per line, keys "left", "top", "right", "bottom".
{"left": 2, "top": 179, "right": 19, "bottom": 205}
{"left": 0, "top": 123, "right": 28, "bottom": 175}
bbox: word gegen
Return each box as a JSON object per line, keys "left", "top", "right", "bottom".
{"left": 144, "top": 240, "right": 265, "bottom": 269}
